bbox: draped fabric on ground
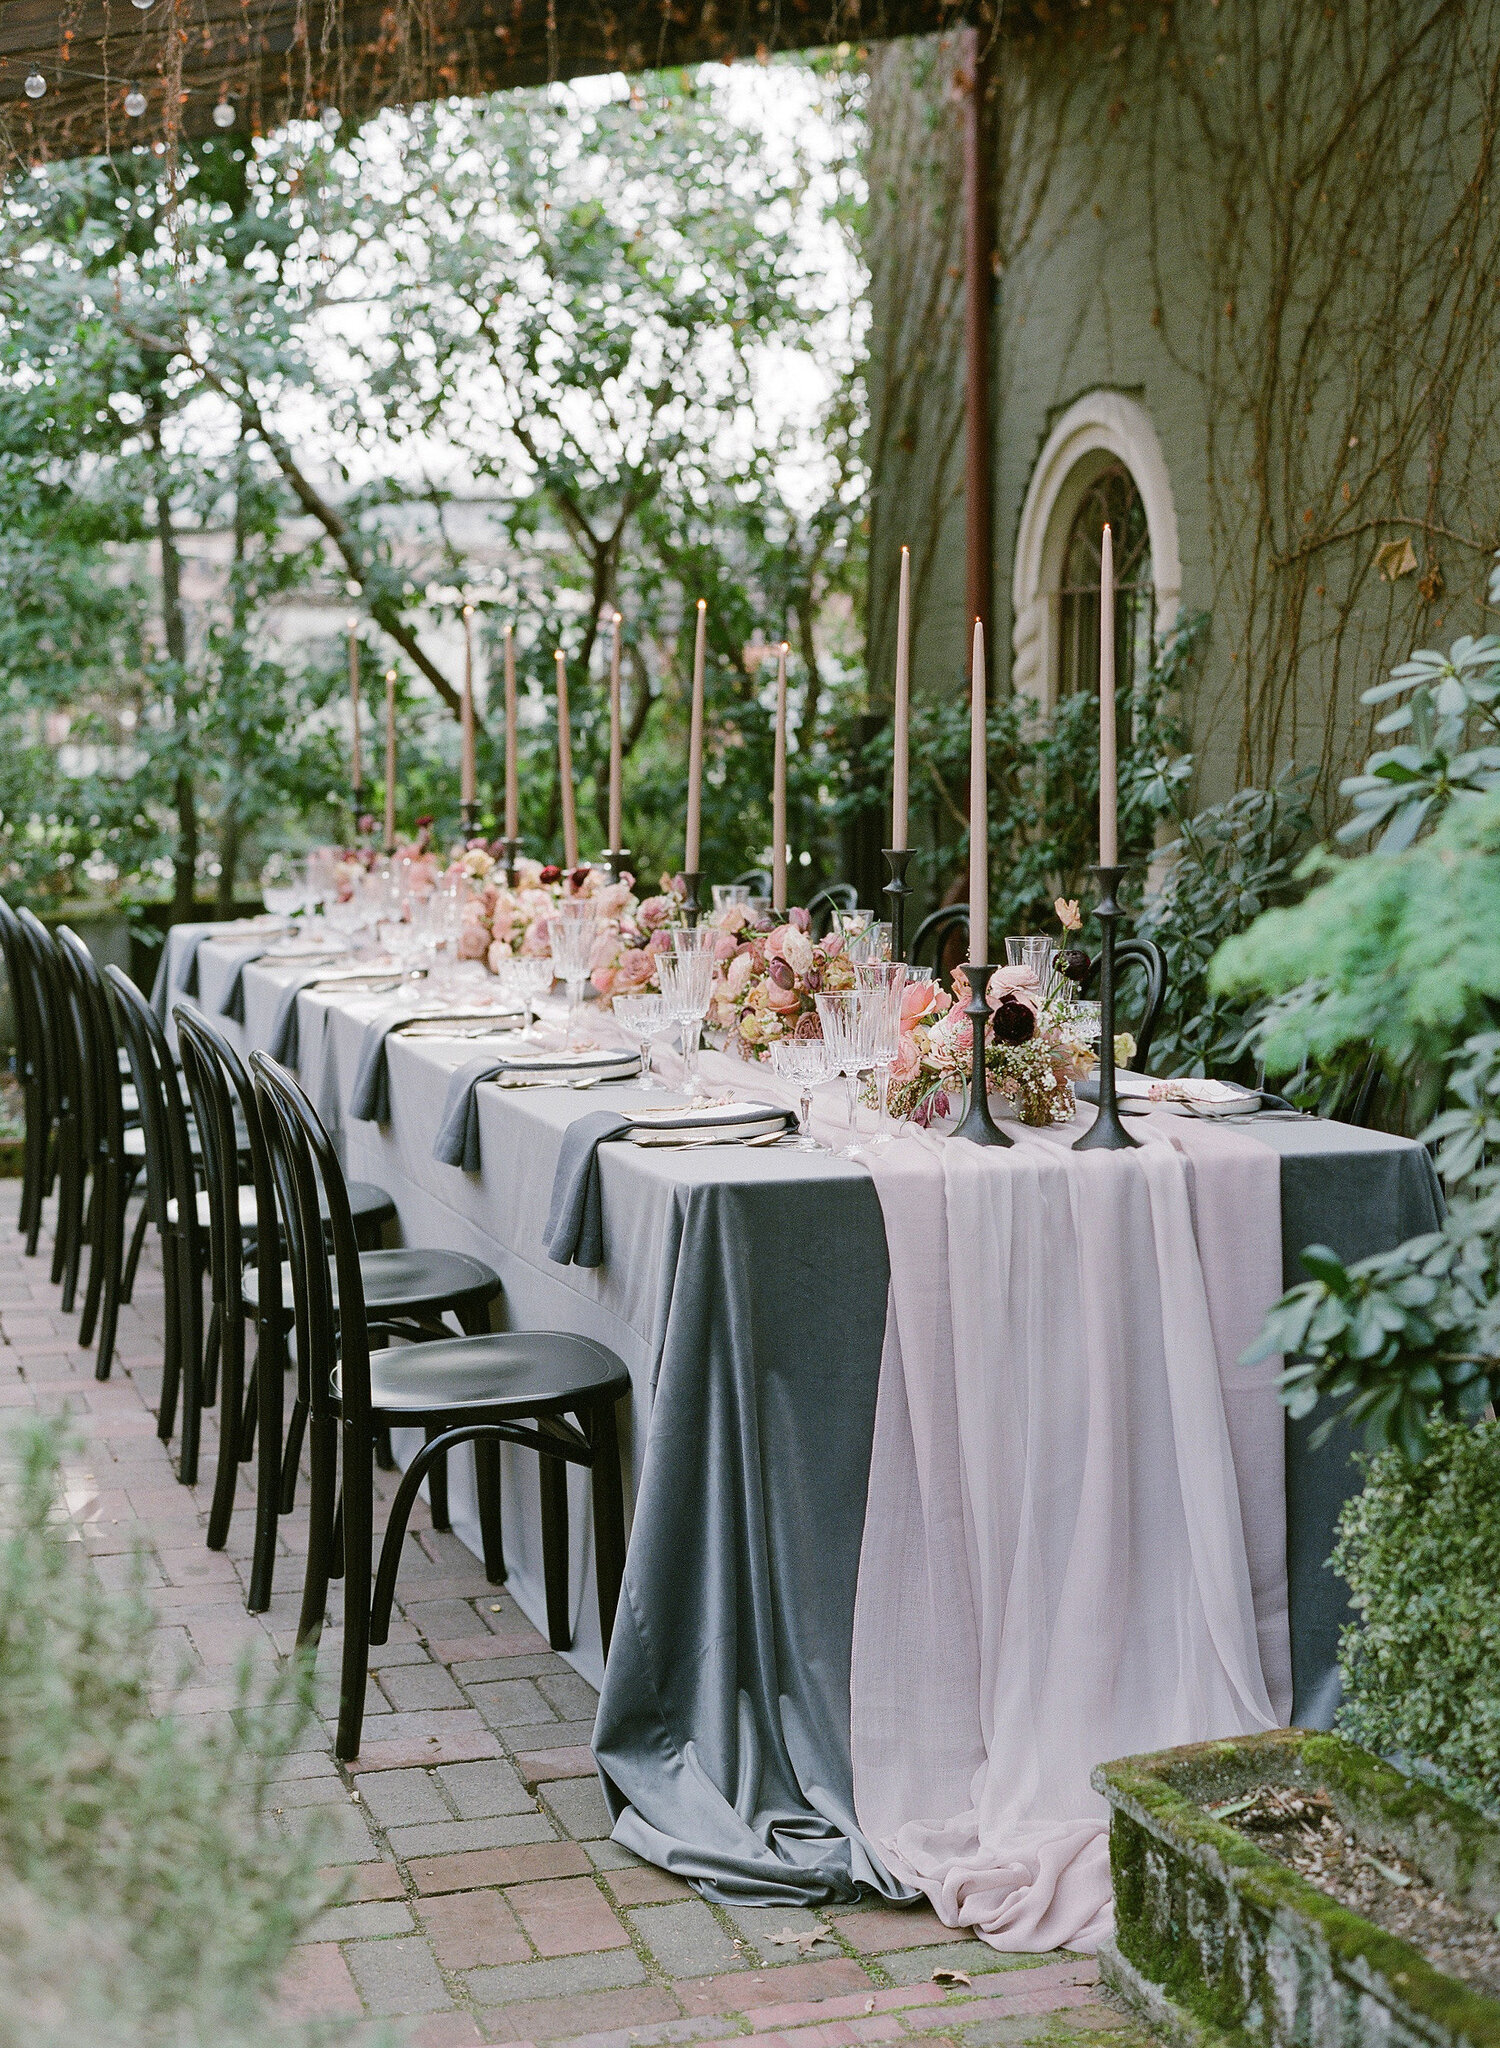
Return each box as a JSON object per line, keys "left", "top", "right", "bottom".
{"left": 851, "top": 1116, "right": 1287, "bottom": 1954}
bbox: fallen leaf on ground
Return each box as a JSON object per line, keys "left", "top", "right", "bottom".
{"left": 932, "top": 1968, "right": 972, "bottom": 1987}
{"left": 766, "top": 1927, "right": 833, "bottom": 1955}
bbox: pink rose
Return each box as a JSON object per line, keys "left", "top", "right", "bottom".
{"left": 592, "top": 965, "right": 617, "bottom": 997}
{"left": 985, "top": 965, "right": 1042, "bottom": 1014}
{"left": 619, "top": 949, "right": 657, "bottom": 992}
{"left": 725, "top": 950, "right": 754, "bottom": 999}
{"left": 486, "top": 939, "right": 513, "bottom": 975}
{"left": 457, "top": 921, "right": 490, "bottom": 962}
{"left": 765, "top": 980, "right": 802, "bottom": 1014}
{"left": 892, "top": 1030, "right": 921, "bottom": 1082}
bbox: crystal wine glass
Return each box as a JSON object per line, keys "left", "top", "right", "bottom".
{"left": 771, "top": 1036, "right": 832, "bottom": 1151}
{"left": 814, "top": 988, "right": 874, "bottom": 1155}
{"left": 547, "top": 903, "right": 598, "bottom": 1047}
{"left": 854, "top": 961, "right": 907, "bottom": 1145}
{"left": 612, "top": 993, "right": 669, "bottom": 1089}
{"left": 500, "top": 954, "right": 553, "bottom": 1038}
{"left": 658, "top": 951, "right": 716, "bottom": 1099}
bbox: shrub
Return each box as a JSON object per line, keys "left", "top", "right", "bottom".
{"left": 0, "top": 1419, "right": 334, "bottom": 2045}
{"left": 1335, "top": 1417, "right": 1500, "bottom": 1810}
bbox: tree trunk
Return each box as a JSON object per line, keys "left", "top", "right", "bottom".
{"left": 155, "top": 453, "right": 197, "bottom": 921}
{"left": 215, "top": 798, "right": 241, "bottom": 915}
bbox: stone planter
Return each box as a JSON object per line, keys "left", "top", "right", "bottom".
{"left": 1093, "top": 1728, "right": 1500, "bottom": 2048}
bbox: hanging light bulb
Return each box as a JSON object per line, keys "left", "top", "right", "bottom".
{"left": 211, "top": 99, "right": 235, "bottom": 128}
{"left": 24, "top": 70, "right": 46, "bottom": 99}
{"left": 124, "top": 85, "right": 147, "bottom": 117}
{"left": 320, "top": 105, "right": 340, "bottom": 134}
{"left": 131, "top": 0, "right": 156, "bottom": 11}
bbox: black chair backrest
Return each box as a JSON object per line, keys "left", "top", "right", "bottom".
{"left": 805, "top": 882, "right": 859, "bottom": 937}
{"left": 911, "top": 904, "right": 971, "bottom": 984}
{"left": 731, "top": 869, "right": 772, "bottom": 897}
{"left": 105, "top": 966, "right": 197, "bottom": 1239}
{"left": 0, "top": 898, "right": 41, "bottom": 1100}
{"left": 1085, "top": 938, "right": 1167, "bottom": 1073}
{"left": 56, "top": 928, "right": 126, "bottom": 1167}
{"left": 17, "top": 910, "right": 77, "bottom": 1123}
{"left": 175, "top": 1005, "right": 283, "bottom": 1330}
{"left": 251, "top": 1052, "right": 370, "bottom": 1437}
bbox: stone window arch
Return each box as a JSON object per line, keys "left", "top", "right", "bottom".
{"left": 1010, "top": 392, "right": 1182, "bottom": 709}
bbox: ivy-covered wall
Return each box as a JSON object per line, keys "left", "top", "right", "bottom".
{"left": 867, "top": 3, "right": 1500, "bottom": 814}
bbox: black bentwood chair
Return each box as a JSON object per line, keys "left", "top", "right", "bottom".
{"left": 174, "top": 1006, "right": 502, "bottom": 1611}
{"left": 911, "top": 904, "right": 971, "bottom": 985}
{"left": 0, "top": 898, "right": 51, "bottom": 1256}
{"left": 18, "top": 910, "right": 91, "bottom": 1305}
{"left": 57, "top": 928, "right": 145, "bottom": 1381}
{"left": 251, "top": 1051, "right": 630, "bottom": 1761}
{"left": 1082, "top": 937, "right": 1168, "bottom": 1073}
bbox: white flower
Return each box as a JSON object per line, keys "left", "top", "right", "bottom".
{"left": 781, "top": 927, "right": 814, "bottom": 978}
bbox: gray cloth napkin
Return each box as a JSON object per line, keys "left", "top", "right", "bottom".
{"left": 213, "top": 941, "right": 275, "bottom": 1023}
{"left": 266, "top": 970, "right": 327, "bottom": 1066}
{"left": 543, "top": 1111, "right": 634, "bottom": 1267}
{"left": 348, "top": 1004, "right": 414, "bottom": 1124}
{"left": 433, "top": 1053, "right": 518, "bottom": 1171}
{"left": 150, "top": 928, "right": 204, "bottom": 1020}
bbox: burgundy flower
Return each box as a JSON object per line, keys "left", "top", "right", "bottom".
{"left": 569, "top": 866, "right": 591, "bottom": 890}
{"left": 769, "top": 957, "right": 795, "bottom": 990}
{"left": 539, "top": 864, "right": 563, "bottom": 884}
{"left": 1060, "top": 948, "right": 1092, "bottom": 988}
{"left": 803, "top": 966, "right": 822, "bottom": 994}
{"left": 991, "top": 996, "right": 1036, "bottom": 1047}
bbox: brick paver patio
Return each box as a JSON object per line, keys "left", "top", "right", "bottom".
{"left": 0, "top": 1180, "right": 1152, "bottom": 2048}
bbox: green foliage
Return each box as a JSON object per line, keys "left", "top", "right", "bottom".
{"left": 0, "top": 1419, "right": 331, "bottom": 2043}
{"left": 1334, "top": 1419, "right": 1500, "bottom": 1809}
{"left": 1137, "top": 764, "right": 1315, "bottom": 1077}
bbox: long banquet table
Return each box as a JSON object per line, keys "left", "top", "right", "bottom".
{"left": 159, "top": 921, "right": 1443, "bottom": 1905}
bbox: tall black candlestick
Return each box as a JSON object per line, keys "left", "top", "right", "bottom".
{"left": 679, "top": 872, "right": 702, "bottom": 929}
{"left": 603, "top": 847, "right": 632, "bottom": 884}
{"left": 952, "top": 964, "right": 1012, "bottom": 1147}
{"left": 500, "top": 835, "right": 522, "bottom": 889}
{"left": 882, "top": 848, "right": 913, "bottom": 963}
{"left": 459, "top": 798, "right": 481, "bottom": 840}
{"left": 1074, "top": 865, "right": 1139, "bottom": 1152}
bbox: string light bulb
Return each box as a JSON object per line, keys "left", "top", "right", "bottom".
{"left": 24, "top": 71, "right": 45, "bottom": 99}
{"left": 124, "top": 86, "right": 147, "bottom": 118}
{"left": 211, "top": 99, "right": 235, "bottom": 129}
{"left": 131, "top": 0, "right": 156, "bottom": 11}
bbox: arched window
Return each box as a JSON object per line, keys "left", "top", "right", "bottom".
{"left": 1054, "top": 463, "right": 1155, "bottom": 703}
{"left": 1010, "top": 393, "right": 1181, "bottom": 711}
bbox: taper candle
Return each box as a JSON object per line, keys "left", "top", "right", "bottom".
{"left": 460, "top": 604, "right": 477, "bottom": 809}
{"left": 347, "top": 617, "right": 362, "bottom": 795}
{"left": 503, "top": 625, "right": 519, "bottom": 841}
{"left": 684, "top": 599, "right": 707, "bottom": 873}
{"left": 555, "top": 649, "right": 579, "bottom": 869}
{"left": 892, "top": 546, "right": 911, "bottom": 848}
{"left": 383, "top": 667, "right": 397, "bottom": 854}
{"left": 1099, "top": 521, "right": 1118, "bottom": 867}
{"left": 772, "top": 642, "right": 789, "bottom": 912}
{"left": 968, "top": 619, "right": 988, "bottom": 962}
{"left": 608, "top": 612, "right": 623, "bottom": 855}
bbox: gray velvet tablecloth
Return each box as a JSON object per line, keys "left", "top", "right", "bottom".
{"left": 202, "top": 937, "right": 1441, "bottom": 1908}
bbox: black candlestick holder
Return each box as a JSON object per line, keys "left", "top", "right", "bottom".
{"left": 350, "top": 786, "right": 370, "bottom": 844}
{"left": 882, "top": 848, "right": 913, "bottom": 962}
{"left": 1074, "top": 864, "right": 1139, "bottom": 1152}
{"left": 500, "top": 835, "right": 522, "bottom": 888}
{"left": 459, "top": 797, "right": 481, "bottom": 840}
{"left": 602, "top": 847, "right": 632, "bottom": 883}
{"left": 952, "top": 964, "right": 1012, "bottom": 1147}
{"left": 679, "top": 871, "right": 703, "bottom": 928}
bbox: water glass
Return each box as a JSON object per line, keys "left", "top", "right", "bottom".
{"left": 548, "top": 905, "right": 598, "bottom": 1046}
{"left": 712, "top": 885, "right": 752, "bottom": 911}
{"left": 1004, "top": 936, "right": 1027, "bottom": 967}
{"left": 771, "top": 1037, "right": 833, "bottom": 1151}
{"left": 259, "top": 854, "right": 303, "bottom": 921}
{"left": 1021, "top": 935, "right": 1057, "bottom": 992}
{"left": 612, "top": 993, "right": 670, "bottom": 1089}
{"left": 848, "top": 920, "right": 892, "bottom": 966}
{"left": 854, "top": 961, "right": 907, "bottom": 1144}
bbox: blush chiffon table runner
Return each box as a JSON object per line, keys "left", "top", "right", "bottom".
{"left": 185, "top": 934, "right": 1443, "bottom": 1926}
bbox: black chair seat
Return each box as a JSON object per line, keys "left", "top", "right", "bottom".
{"left": 361, "top": 1332, "right": 629, "bottom": 1416}
{"left": 246, "top": 1246, "right": 499, "bottom": 1323}
{"left": 164, "top": 1177, "right": 395, "bottom": 1238}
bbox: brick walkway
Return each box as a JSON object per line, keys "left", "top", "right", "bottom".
{"left": 0, "top": 1180, "right": 1152, "bottom": 2048}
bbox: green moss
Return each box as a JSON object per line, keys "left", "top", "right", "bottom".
{"left": 1097, "top": 1731, "right": 1500, "bottom": 2047}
